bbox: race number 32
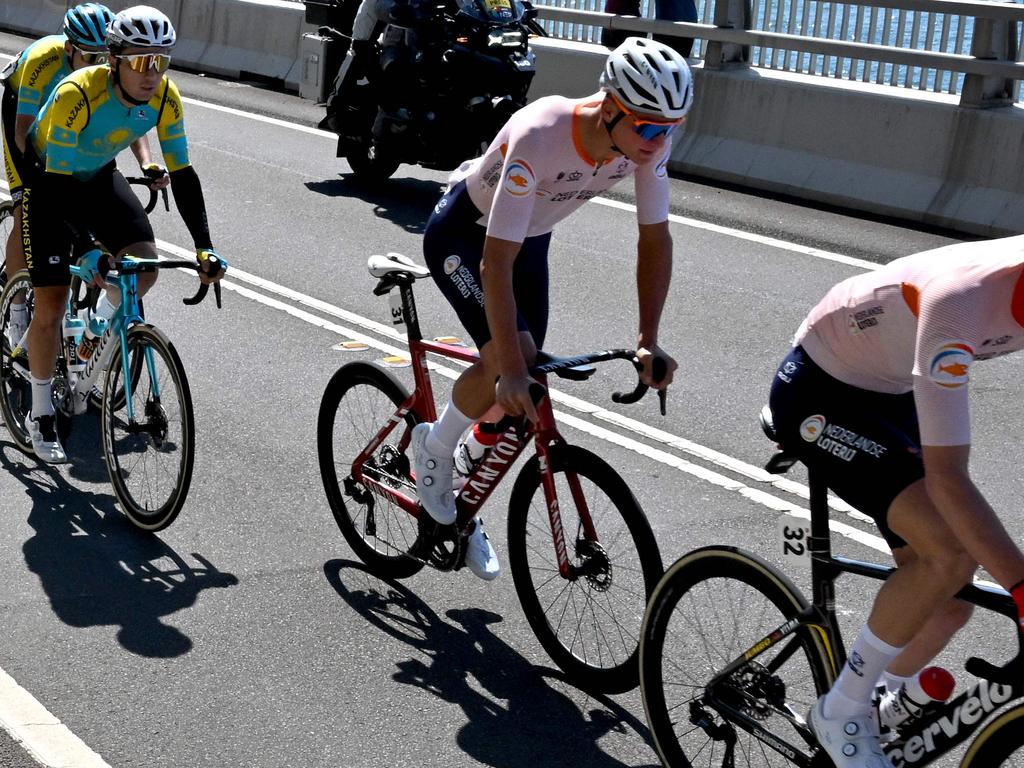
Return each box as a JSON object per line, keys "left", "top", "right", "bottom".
{"left": 777, "top": 515, "right": 811, "bottom": 568}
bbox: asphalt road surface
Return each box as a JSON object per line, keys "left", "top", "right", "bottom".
{"left": 3, "top": 30, "right": 1022, "bottom": 768}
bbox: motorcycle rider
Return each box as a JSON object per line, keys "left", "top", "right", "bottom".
{"left": 324, "top": 0, "right": 417, "bottom": 135}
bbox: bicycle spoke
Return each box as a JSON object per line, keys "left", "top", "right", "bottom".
{"left": 103, "top": 325, "right": 194, "bottom": 531}
{"left": 640, "top": 550, "right": 831, "bottom": 768}
{"left": 509, "top": 445, "right": 662, "bottom": 692}
{"left": 318, "top": 362, "right": 423, "bottom": 579}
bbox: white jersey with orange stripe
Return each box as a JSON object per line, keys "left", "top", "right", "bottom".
{"left": 447, "top": 94, "right": 671, "bottom": 244}
{"left": 796, "top": 235, "right": 1024, "bottom": 446}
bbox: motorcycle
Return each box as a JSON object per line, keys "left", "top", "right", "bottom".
{"left": 318, "top": 0, "right": 541, "bottom": 181}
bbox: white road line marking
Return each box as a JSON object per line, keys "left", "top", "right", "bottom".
{"left": 155, "top": 241, "right": 888, "bottom": 551}
{"left": 0, "top": 51, "right": 878, "bottom": 266}
{"left": 0, "top": 51, "right": 895, "bottom": 768}
{"left": 0, "top": 175, "right": 884, "bottom": 542}
{"left": 592, "top": 197, "right": 881, "bottom": 269}
{"left": 0, "top": 668, "right": 111, "bottom": 768}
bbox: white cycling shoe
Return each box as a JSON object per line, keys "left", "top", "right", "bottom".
{"left": 809, "top": 696, "right": 893, "bottom": 768}
{"left": 411, "top": 422, "right": 457, "bottom": 525}
{"left": 25, "top": 414, "right": 68, "bottom": 464}
{"left": 465, "top": 516, "right": 500, "bottom": 581}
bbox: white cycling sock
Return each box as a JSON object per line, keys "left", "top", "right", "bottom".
{"left": 825, "top": 624, "right": 903, "bottom": 719}
{"left": 95, "top": 291, "right": 119, "bottom": 321}
{"left": 10, "top": 302, "right": 28, "bottom": 323}
{"left": 881, "top": 670, "right": 915, "bottom": 693}
{"left": 30, "top": 376, "right": 55, "bottom": 419}
{"left": 426, "top": 400, "right": 475, "bottom": 455}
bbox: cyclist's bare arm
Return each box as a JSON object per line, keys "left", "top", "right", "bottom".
{"left": 922, "top": 443, "right": 1024, "bottom": 590}
{"left": 129, "top": 133, "right": 170, "bottom": 190}
{"left": 482, "top": 234, "right": 538, "bottom": 423}
{"left": 636, "top": 220, "right": 677, "bottom": 388}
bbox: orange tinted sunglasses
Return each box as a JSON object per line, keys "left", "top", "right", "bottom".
{"left": 118, "top": 53, "right": 172, "bottom": 74}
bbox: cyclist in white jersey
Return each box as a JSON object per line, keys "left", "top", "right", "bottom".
{"left": 413, "top": 37, "right": 691, "bottom": 579}
{"left": 769, "top": 235, "right": 1024, "bottom": 767}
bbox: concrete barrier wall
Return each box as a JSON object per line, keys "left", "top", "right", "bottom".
{"left": 530, "top": 39, "right": 1024, "bottom": 237}
{"left": 3, "top": 1, "right": 1023, "bottom": 235}
{"left": 0, "top": 0, "right": 306, "bottom": 90}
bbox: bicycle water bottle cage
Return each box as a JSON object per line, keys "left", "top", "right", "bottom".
{"left": 759, "top": 405, "right": 799, "bottom": 475}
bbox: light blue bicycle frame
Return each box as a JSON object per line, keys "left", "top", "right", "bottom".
{"left": 67, "top": 257, "right": 162, "bottom": 422}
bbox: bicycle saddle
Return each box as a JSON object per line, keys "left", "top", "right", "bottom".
{"left": 760, "top": 404, "right": 799, "bottom": 474}
{"left": 367, "top": 252, "right": 431, "bottom": 279}
{"left": 759, "top": 404, "right": 778, "bottom": 442}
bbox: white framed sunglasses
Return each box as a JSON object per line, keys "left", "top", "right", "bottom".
{"left": 116, "top": 52, "right": 172, "bottom": 74}
{"left": 72, "top": 45, "right": 108, "bottom": 65}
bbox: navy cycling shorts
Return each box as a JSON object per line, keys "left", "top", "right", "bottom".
{"left": 423, "top": 180, "right": 552, "bottom": 350}
{"left": 769, "top": 345, "right": 925, "bottom": 549}
{"left": 22, "top": 161, "right": 154, "bottom": 288}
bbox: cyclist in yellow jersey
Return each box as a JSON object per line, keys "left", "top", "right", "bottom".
{"left": 2, "top": 4, "right": 165, "bottom": 346}
{"left": 19, "top": 6, "right": 226, "bottom": 464}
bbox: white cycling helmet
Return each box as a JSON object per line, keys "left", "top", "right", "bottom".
{"left": 600, "top": 37, "right": 694, "bottom": 120}
{"left": 106, "top": 5, "right": 176, "bottom": 51}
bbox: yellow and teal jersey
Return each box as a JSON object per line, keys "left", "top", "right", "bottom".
{"left": 7, "top": 35, "right": 73, "bottom": 119}
{"left": 30, "top": 65, "right": 191, "bottom": 180}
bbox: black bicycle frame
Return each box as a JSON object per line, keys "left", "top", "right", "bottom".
{"left": 701, "top": 459, "right": 1024, "bottom": 767}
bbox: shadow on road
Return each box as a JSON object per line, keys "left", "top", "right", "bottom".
{"left": 0, "top": 433, "right": 238, "bottom": 659}
{"left": 323, "top": 558, "right": 658, "bottom": 768}
{"left": 304, "top": 176, "right": 444, "bottom": 235}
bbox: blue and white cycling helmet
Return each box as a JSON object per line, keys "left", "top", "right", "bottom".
{"left": 63, "top": 3, "right": 114, "bottom": 49}
{"left": 106, "top": 5, "right": 177, "bottom": 51}
{"left": 600, "top": 37, "right": 694, "bottom": 120}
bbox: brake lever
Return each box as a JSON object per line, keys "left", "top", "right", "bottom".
{"left": 491, "top": 382, "right": 546, "bottom": 437}
{"left": 161, "top": 187, "right": 169, "bottom": 212}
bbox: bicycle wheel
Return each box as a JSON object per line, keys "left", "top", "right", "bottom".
{"left": 101, "top": 323, "right": 194, "bottom": 531}
{"left": 507, "top": 444, "right": 663, "bottom": 694}
{"left": 0, "top": 199, "right": 14, "bottom": 288}
{"left": 318, "top": 361, "right": 424, "bottom": 579}
{"left": 961, "top": 703, "right": 1024, "bottom": 766}
{"left": 640, "top": 546, "right": 835, "bottom": 768}
{"left": 0, "top": 269, "right": 34, "bottom": 452}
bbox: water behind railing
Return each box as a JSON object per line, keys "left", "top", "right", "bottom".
{"left": 536, "top": 0, "right": 1024, "bottom": 98}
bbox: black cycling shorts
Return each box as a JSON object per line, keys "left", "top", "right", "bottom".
{"left": 423, "top": 180, "right": 552, "bottom": 350}
{"left": 21, "top": 161, "right": 154, "bottom": 288}
{"left": 2, "top": 86, "right": 29, "bottom": 204}
{"left": 768, "top": 345, "right": 925, "bottom": 549}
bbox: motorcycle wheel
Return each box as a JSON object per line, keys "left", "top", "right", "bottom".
{"left": 343, "top": 138, "right": 401, "bottom": 182}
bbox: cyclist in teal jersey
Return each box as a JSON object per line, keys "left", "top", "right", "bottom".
{"left": 2, "top": 4, "right": 165, "bottom": 346}
{"left": 19, "top": 5, "right": 226, "bottom": 464}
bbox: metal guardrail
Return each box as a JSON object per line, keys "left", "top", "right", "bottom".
{"left": 534, "top": 0, "right": 1024, "bottom": 105}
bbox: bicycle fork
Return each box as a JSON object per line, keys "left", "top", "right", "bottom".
{"left": 535, "top": 440, "right": 605, "bottom": 583}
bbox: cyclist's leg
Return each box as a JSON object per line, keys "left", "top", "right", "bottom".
{"left": 87, "top": 165, "right": 157, "bottom": 311}
{"left": 883, "top": 521, "right": 974, "bottom": 678}
{"left": 20, "top": 180, "right": 74, "bottom": 462}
